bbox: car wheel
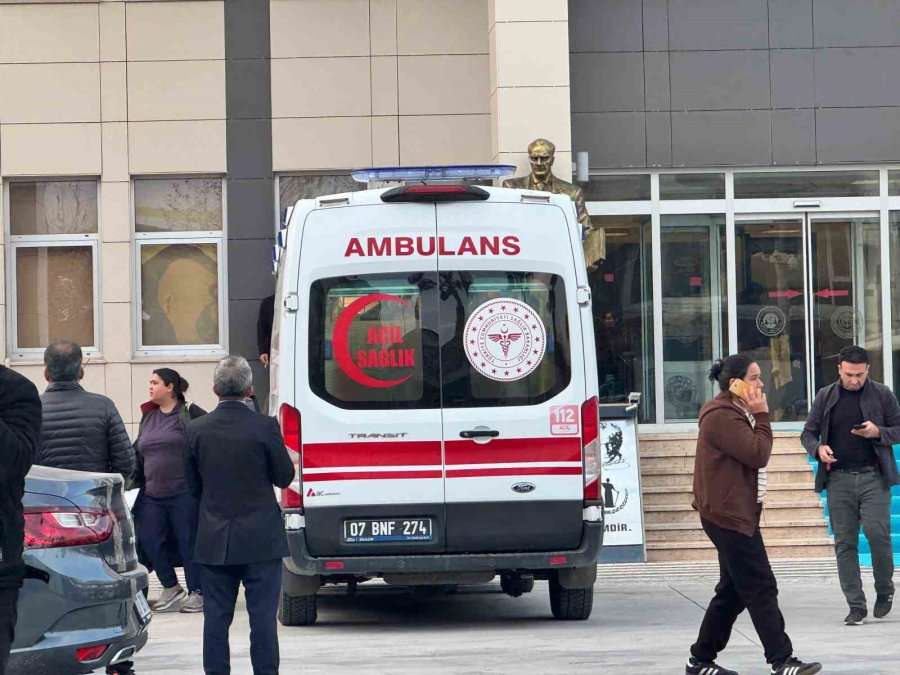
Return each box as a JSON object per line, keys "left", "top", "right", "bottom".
{"left": 279, "top": 591, "right": 317, "bottom": 626}
{"left": 548, "top": 573, "right": 593, "bottom": 620}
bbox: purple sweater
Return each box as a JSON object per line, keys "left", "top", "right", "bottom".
{"left": 139, "top": 406, "right": 189, "bottom": 498}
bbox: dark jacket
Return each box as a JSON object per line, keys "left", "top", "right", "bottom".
{"left": 692, "top": 392, "right": 773, "bottom": 537}
{"left": 0, "top": 366, "right": 41, "bottom": 589}
{"left": 186, "top": 401, "right": 295, "bottom": 565}
{"left": 801, "top": 379, "right": 900, "bottom": 493}
{"left": 257, "top": 294, "right": 275, "bottom": 356}
{"left": 36, "top": 382, "right": 134, "bottom": 480}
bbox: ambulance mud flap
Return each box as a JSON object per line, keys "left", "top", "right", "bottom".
{"left": 282, "top": 566, "right": 322, "bottom": 596}
{"left": 557, "top": 563, "right": 597, "bottom": 590}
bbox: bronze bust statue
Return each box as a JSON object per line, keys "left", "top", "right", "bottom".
{"left": 502, "top": 138, "right": 604, "bottom": 268}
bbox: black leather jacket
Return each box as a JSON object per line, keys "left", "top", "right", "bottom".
{"left": 0, "top": 366, "right": 41, "bottom": 589}
{"left": 35, "top": 382, "right": 135, "bottom": 480}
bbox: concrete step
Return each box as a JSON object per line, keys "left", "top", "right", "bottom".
{"left": 643, "top": 503, "right": 827, "bottom": 524}
{"left": 640, "top": 467, "right": 814, "bottom": 487}
{"left": 645, "top": 537, "right": 835, "bottom": 562}
{"left": 642, "top": 482, "right": 817, "bottom": 506}
{"left": 645, "top": 522, "right": 829, "bottom": 543}
{"left": 640, "top": 453, "right": 811, "bottom": 471}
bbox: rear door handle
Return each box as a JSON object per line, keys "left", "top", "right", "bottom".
{"left": 459, "top": 429, "right": 499, "bottom": 439}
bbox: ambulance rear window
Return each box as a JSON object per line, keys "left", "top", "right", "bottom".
{"left": 439, "top": 271, "right": 570, "bottom": 408}
{"left": 308, "top": 273, "right": 440, "bottom": 410}
{"left": 308, "top": 271, "right": 570, "bottom": 409}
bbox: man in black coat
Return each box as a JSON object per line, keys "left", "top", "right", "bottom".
{"left": 186, "top": 355, "right": 294, "bottom": 675}
{"left": 35, "top": 341, "right": 134, "bottom": 480}
{"left": 0, "top": 366, "right": 42, "bottom": 673}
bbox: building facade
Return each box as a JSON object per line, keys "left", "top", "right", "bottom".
{"left": 3, "top": 0, "right": 900, "bottom": 439}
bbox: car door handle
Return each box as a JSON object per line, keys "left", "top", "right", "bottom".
{"left": 459, "top": 429, "right": 500, "bottom": 439}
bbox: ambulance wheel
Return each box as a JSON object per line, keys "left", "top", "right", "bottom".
{"left": 280, "top": 591, "right": 317, "bottom": 626}
{"left": 548, "top": 574, "right": 593, "bottom": 620}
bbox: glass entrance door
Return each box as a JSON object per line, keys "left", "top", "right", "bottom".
{"left": 735, "top": 214, "right": 883, "bottom": 423}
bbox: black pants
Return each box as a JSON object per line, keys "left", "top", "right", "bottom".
{"left": 135, "top": 491, "right": 201, "bottom": 592}
{"left": 691, "top": 517, "right": 793, "bottom": 665}
{"left": 200, "top": 559, "right": 282, "bottom": 675}
{"left": 0, "top": 588, "right": 17, "bottom": 675}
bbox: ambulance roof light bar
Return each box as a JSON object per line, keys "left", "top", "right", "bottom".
{"left": 351, "top": 164, "right": 516, "bottom": 184}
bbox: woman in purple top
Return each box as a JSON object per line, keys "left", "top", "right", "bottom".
{"left": 133, "top": 368, "right": 206, "bottom": 614}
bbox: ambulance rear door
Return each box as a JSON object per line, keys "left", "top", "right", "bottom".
{"left": 435, "top": 200, "right": 588, "bottom": 553}
{"left": 296, "top": 202, "right": 446, "bottom": 557}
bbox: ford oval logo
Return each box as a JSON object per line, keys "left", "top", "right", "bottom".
{"left": 512, "top": 482, "right": 536, "bottom": 494}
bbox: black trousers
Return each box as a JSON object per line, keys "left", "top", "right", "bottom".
{"left": 135, "top": 492, "right": 202, "bottom": 593}
{"left": 0, "top": 588, "right": 17, "bottom": 675}
{"left": 691, "top": 516, "right": 793, "bottom": 665}
{"left": 200, "top": 559, "right": 282, "bottom": 675}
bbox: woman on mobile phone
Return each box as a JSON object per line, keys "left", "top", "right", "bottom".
{"left": 685, "top": 355, "right": 822, "bottom": 675}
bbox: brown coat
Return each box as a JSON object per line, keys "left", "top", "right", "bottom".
{"left": 692, "top": 392, "right": 773, "bottom": 537}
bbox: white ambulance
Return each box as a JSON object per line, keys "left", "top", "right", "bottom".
{"left": 270, "top": 165, "right": 603, "bottom": 625}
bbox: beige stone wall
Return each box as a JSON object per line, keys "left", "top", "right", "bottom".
{"left": 0, "top": 1, "right": 225, "bottom": 432}
{"left": 270, "top": 0, "right": 492, "bottom": 170}
{"left": 489, "top": 0, "right": 572, "bottom": 179}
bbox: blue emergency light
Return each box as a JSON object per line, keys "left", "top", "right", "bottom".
{"left": 351, "top": 165, "right": 516, "bottom": 183}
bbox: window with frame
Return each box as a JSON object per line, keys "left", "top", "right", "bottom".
{"left": 133, "top": 177, "right": 225, "bottom": 354}
{"left": 7, "top": 180, "right": 99, "bottom": 358}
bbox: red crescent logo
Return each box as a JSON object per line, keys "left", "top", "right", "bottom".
{"left": 332, "top": 293, "right": 413, "bottom": 389}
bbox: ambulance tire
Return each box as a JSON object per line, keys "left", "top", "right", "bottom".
{"left": 548, "top": 574, "right": 593, "bottom": 620}
{"left": 280, "top": 591, "right": 317, "bottom": 626}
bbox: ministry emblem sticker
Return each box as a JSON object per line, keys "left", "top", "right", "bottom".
{"left": 756, "top": 306, "right": 786, "bottom": 337}
{"left": 831, "top": 307, "right": 861, "bottom": 340}
{"left": 464, "top": 298, "right": 546, "bottom": 382}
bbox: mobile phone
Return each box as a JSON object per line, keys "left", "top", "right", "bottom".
{"left": 729, "top": 379, "right": 752, "bottom": 399}
{"left": 852, "top": 423, "right": 866, "bottom": 430}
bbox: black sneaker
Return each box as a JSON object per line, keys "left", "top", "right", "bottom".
{"left": 686, "top": 656, "right": 739, "bottom": 675}
{"left": 844, "top": 606, "right": 867, "bottom": 625}
{"left": 770, "top": 657, "right": 822, "bottom": 675}
{"left": 874, "top": 593, "right": 894, "bottom": 619}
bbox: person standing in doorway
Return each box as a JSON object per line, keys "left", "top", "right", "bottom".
{"left": 801, "top": 345, "right": 900, "bottom": 625}
{"left": 186, "top": 355, "right": 294, "bottom": 675}
{"left": 257, "top": 294, "right": 276, "bottom": 367}
{"left": 133, "top": 369, "right": 206, "bottom": 614}
{"left": 687, "top": 355, "right": 821, "bottom": 675}
{"left": 0, "top": 365, "right": 41, "bottom": 674}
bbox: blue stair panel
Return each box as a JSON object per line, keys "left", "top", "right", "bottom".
{"left": 809, "top": 447, "right": 900, "bottom": 567}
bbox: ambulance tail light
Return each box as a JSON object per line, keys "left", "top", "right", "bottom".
{"left": 279, "top": 403, "right": 303, "bottom": 509}
{"left": 381, "top": 184, "right": 489, "bottom": 203}
{"left": 582, "top": 396, "right": 601, "bottom": 503}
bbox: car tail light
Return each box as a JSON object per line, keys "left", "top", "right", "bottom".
{"left": 380, "top": 184, "right": 489, "bottom": 203}
{"left": 279, "top": 403, "right": 303, "bottom": 509}
{"left": 581, "top": 396, "right": 600, "bottom": 502}
{"left": 76, "top": 644, "right": 109, "bottom": 662}
{"left": 24, "top": 508, "right": 114, "bottom": 549}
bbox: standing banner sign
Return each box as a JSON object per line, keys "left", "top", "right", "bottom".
{"left": 598, "top": 401, "right": 646, "bottom": 562}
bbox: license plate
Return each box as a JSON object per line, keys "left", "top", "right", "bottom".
{"left": 134, "top": 591, "right": 152, "bottom": 624}
{"left": 343, "top": 518, "right": 433, "bottom": 543}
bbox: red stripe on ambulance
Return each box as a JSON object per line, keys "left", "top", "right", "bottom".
{"left": 304, "top": 469, "right": 443, "bottom": 483}
{"left": 302, "top": 441, "right": 441, "bottom": 469}
{"left": 445, "top": 437, "right": 581, "bottom": 466}
{"left": 445, "top": 466, "right": 582, "bottom": 478}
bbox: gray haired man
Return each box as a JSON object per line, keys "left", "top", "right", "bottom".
{"left": 36, "top": 341, "right": 134, "bottom": 480}
{"left": 186, "top": 355, "right": 294, "bottom": 675}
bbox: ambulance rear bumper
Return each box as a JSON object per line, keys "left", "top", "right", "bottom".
{"left": 283, "top": 521, "right": 603, "bottom": 577}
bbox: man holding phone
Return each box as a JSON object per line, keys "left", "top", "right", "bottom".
{"left": 801, "top": 345, "right": 900, "bottom": 625}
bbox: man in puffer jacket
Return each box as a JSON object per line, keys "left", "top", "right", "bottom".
{"left": 35, "top": 341, "right": 134, "bottom": 480}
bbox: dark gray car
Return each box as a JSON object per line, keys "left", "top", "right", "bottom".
{"left": 9, "top": 466, "right": 150, "bottom": 674}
